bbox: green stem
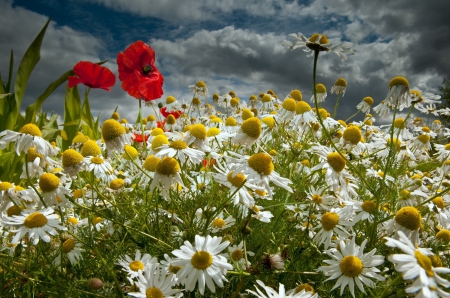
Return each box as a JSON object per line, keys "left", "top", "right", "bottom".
{"left": 332, "top": 93, "right": 341, "bottom": 119}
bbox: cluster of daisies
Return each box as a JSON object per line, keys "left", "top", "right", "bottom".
{"left": 0, "top": 32, "right": 450, "bottom": 298}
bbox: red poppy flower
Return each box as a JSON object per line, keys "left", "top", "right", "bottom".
{"left": 132, "top": 132, "right": 149, "bottom": 143}
{"left": 117, "top": 41, "right": 164, "bottom": 102}
{"left": 160, "top": 107, "right": 183, "bottom": 119}
{"left": 68, "top": 61, "right": 116, "bottom": 91}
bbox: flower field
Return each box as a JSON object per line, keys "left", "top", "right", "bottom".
{"left": 1, "top": 20, "right": 450, "bottom": 298}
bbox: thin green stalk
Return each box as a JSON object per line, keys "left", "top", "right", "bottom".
{"left": 332, "top": 93, "right": 342, "bottom": 119}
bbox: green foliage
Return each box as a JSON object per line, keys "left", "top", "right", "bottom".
{"left": 438, "top": 75, "right": 450, "bottom": 126}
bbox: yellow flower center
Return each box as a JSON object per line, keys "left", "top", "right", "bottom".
{"left": 27, "top": 147, "right": 43, "bottom": 162}
{"left": 432, "top": 197, "right": 445, "bottom": 210}
{"left": 414, "top": 250, "right": 434, "bottom": 277}
{"left": 0, "top": 182, "right": 14, "bottom": 192}
{"left": 290, "top": 90, "right": 302, "bottom": 101}
{"left": 190, "top": 124, "right": 207, "bottom": 140}
{"left": 312, "top": 194, "right": 322, "bottom": 204}
{"left": 166, "top": 114, "right": 177, "bottom": 125}
{"left": 72, "top": 132, "right": 89, "bottom": 144}
{"left": 62, "top": 238, "right": 76, "bottom": 254}
{"left": 92, "top": 217, "right": 103, "bottom": 225}
{"left": 24, "top": 212, "right": 48, "bottom": 228}
{"left": 102, "top": 119, "right": 126, "bottom": 141}
{"left": 151, "top": 135, "right": 169, "bottom": 152}
{"left": 196, "top": 81, "right": 207, "bottom": 88}
{"left": 19, "top": 123, "right": 42, "bottom": 137}
{"left": 316, "top": 83, "right": 326, "bottom": 94}
{"left": 436, "top": 229, "right": 450, "bottom": 242}
{"left": 207, "top": 127, "right": 221, "bottom": 137}
{"left": 262, "top": 94, "right": 272, "bottom": 103}
{"left": 7, "top": 205, "right": 22, "bottom": 217}
{"left": 444, "top": 144, "right": 450, "bottom": 151}
{"left": 363, "top": 97, "right": 374, "bottom": 106}
{"left": 241, "top": 117, "right": 262, "bottom": 139}
{"left": 282, "top": 98, "right": 296, "bottom": 111}
{"left": 309, "top": 33, "right": 329, "bottom": 44}
{"left": 227, "top": 171, "right": 246, "bottom": 187}
{"left": 225, "top": 117, "right": 237, "bottom": 126}
{"left": 417, "top": 134, "right": 430, "bottom": 144}
{"left": 169, "top": 140, "right": 188, "bottom": 150}
{"left": 166, "top": 95, "right": 176, "bottom": 104}
{"left": 110, "top": 178, "right": 125, "bottom": 190}
{"left": 262, "top": 117, "right": 275, "bottom": 129}
{"left": 340, "top": 256, "right": 363, "bottom": 277}
{"left": 295, "top": 101, "right": 312, "bottom": 114}
{"left": 429, "top": 255, "right": 443, "bottom": 268}
{"left": 129, "top": 260, "right": 145, "bottom": 272}
{"left": 67, "top": 217, "right": 79, "bottom": 225}
{"left": 300, "top": 160, "right": 310, "bottom": 167}
{"left": 394, "top": 118, "right": 406, "bottom": 129}
{"left": 422, "top": 126, "right": 431, "bottom": 133}
{"left": 73, "top": 189, "right": 85, "bottom": 199}
{"left": 361, "top": 200, "right": 376, "bottom": 213}
{"left": 191, "top": 251, "right": 213, "bottom": 270}
{"left": 327, "top": 152, "right": 346, "bottom": 172}
{"left": 395, "top": 206, "right": 421, "bottom": 230}
{"left": 90, "top": 156, "right": 104, "bottom": 165}
{"left": 151, "top": 128, "right": 164, "bottom": 136}
{"left": 212, "top": 218, "right": 226, "bottom": 229}
{"left": 231, "top": 249, "right": 244, "bottom": 261}
{"left": 411, "top": 90, "right": 421, "bottom": 97}
{"left": 81, "top": 140, "right": 102, "bottom": 157}
{"left": 321, "top": 212, "right": 339, "bottom": 231}
{"left": 143, "top": 155, "right": 160, "bottom": 172}
{"left": 146, "top": 286, "right": 163, "bottom": 298}
{"left": 169, "top": 264, "right": 182, "bottom": 274}
{"left": 389, "top": 76, "right": 409, "bottom": 88}
{"left": 388, "top": 138, "right": 402, "bottom": 151}
{"left": 230, "top": 97, "right": 240, "bottom": 107}
{"left": 242, "top": 108, "right": 254, "bottom": 120}
{"left": 62, "top": 149, "right": 84, "bottom": 168}
{"left": 343, "top": 126, "right": 362, "bottom": 145}
{"left": 147, "top": 115, "right": 156, "bottom": 122}
{"left": 335, "top": 78, "right": 347, "bottom": 87}
{"left": 156, "top": 157, "right": 180, "bottom": 176}
{"left": 123, "top": 145, "right": 139, "bottom": 160}
{"left": 248, "top": 153, "right": 274, "bottom": 175}
{"left": 111, "top": 111, "right": 120, "bottom": 120}
{"left": 295, "top": 283, "right": 315, "bottom": 294}
{"left": 39, "top": 173, "right": 60, "bottom": 193}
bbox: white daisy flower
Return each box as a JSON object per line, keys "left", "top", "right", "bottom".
{"left": 210, "top": 212, "right": 235, "bottom": 233}
{"left": 225, "top": 241, "right": 254, "bottom": 269}
{"left": 310, "top": 83, "right": 327, "bottom": 103}
{"left": 2, "top": 207, "right": 66, "bottom": 245}
{"left": 84, "top": 155, "right": 114, "bottom": 182}
{"left": 128, "top": 265, "right": 183, "bottom": 298}
{"left": 189, "top": 81, "right": 208, "bottom": 98}
{"left": 38, "top": 173, "right": 72, "bottom": 207}
{"left": 318, "top": 237, "right": 385, "bottom": 297}
{"left": 53, "top": 237, "right": 85, "bottom": 266}
{"left": 384, "top": 76, "right": 411, "bottom": 111}
{"left": 252, "top": 205, "right": 274, "bottom": 223}
{"left": 171, "top": 235, "right": 232, "bottom": 295}
{"left": 155, "top": 139, "right": 205, "bottom": 165}
{"left": 385, "top": 231, "right": 450, "bottom": 298}
{"left": 0, "top": 123, "right": 56, "bottom": 157}
{"left": 227, "top": 152, "right": 293, "bottom": 198}
{"left": 313, "top": 206, "right": 354, "bottom": 249}
{"left": 282, "top": 32, "right": 354, "bottom": 60}
{"left": 247, "top": 280, "right": 318, "bottom": 298}
{"left": 356, "top": 97, "right": 374, "bottom": 113}
{"left": 149, "top": 157, "right": 185, "bottom": 201}
{"left": 117, "top": 249, "right": 159, "bottom": 279}
{"left": 232, "top": 117, "right": 262, "bottom": 148}
{"left": 101, "top": 119, "right": 130, "bottom": 155}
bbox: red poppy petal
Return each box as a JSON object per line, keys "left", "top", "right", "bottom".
{"left": 68, "top": 76, "right": 82, "bottom": 88}
{"left": 72, "top": 61, "right": 116, "bottom": 90}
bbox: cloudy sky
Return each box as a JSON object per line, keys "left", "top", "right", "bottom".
{"left": 1, "top": 0, "right": 449, "bottom": 123}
